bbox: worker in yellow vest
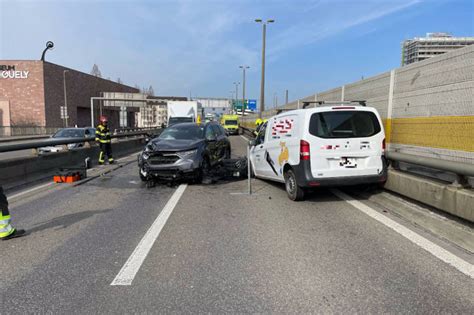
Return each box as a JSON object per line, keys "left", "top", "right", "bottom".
{"left": 0, "top": 186, "right": 26, "bottom": 241}
{"left": 95, "top": 116, "right": 114, "bottom": 165}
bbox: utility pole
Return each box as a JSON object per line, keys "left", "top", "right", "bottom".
{"left": 255, "top": 19, "right": 274, "bottom": 118}
{"left": 239, "top": 65, "right": 249, "bottom": 116}
{"left": 285, "top": 89, "right": 288, "bottom": 104}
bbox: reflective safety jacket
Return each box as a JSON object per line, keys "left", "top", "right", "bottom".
{"left": 95, "top": 124, "right": 111, "bottom": 144}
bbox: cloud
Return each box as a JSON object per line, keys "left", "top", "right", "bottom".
{"left": 267, "top": 0, "right": 421, "bottom": 60}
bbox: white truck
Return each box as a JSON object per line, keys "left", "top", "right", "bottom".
{"left": 167, "top": 101, "right": 203, "bottom": 126}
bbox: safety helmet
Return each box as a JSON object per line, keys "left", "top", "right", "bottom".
{"left": 255, "top": 118, "right": 263, "bottom": 126}
{"left": 99, "top": 116, "right": 108, "bottom": 124}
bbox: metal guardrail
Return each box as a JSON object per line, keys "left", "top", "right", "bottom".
{"left": 386, "top": 151, "right": 474, "bottom": 185}
{"left": 239, "top": 126, "right": 473, "bottom": 186}
{"left": 0, "top": 130, "right": 160, "bottom": 153}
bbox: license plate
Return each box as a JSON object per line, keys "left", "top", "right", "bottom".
{"left": 233, "top": 172, "right": 240, "bottom": 177}
{"left": 340, "top": 157, "right": 357, "bottom": 168}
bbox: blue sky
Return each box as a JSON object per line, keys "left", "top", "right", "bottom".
{"left": 1, "top": 0, "right": 473, "bottom": 106}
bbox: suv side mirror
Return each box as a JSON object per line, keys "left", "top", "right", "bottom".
{"left": 249, "top": 140, "right": 257, "bottom": 147}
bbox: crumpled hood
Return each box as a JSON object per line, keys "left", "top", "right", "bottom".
{"left": 150, "top": 138, "right": 204, "bottom": 151}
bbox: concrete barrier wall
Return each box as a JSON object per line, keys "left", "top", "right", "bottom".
{"left": 242, "top": 45, "right": 474, "bottom": 164}
{"left": 0, "top": 138, "right": 146, "bottom": 190}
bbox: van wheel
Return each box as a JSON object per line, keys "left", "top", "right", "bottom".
{"left": 284, "top": 169, "right": 305, "bottom": 201}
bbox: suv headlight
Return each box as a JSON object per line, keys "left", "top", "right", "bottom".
{"left": 142, "top": 144, "right": 153, "bottom": 160}
{"left": 176, "top": 149, "right": 197, "bottom": 159}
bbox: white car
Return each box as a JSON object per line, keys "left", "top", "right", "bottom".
{"left": 38, "top": 127, "right": 96, "bottom": 154}
{"left": 249, "top": 101, "right": 388, "bottom": 201}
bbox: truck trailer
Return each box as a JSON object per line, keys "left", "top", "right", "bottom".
{"left": 167, "top": 101, "right": 203, "bottom": 126}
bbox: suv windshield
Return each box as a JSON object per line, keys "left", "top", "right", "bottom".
{"left": 159, "top": 125, "right": 204, "bottom": 140}
{"left": 53, "top": 129, "right": 85, "bottom": 138}
{"left": 224, "top": 120, "right": 238, "bottom": 125}
{"left": 309, "top": 111, "right": 381, "bottom": 138}
{"left": 168, "top": 117, "right": 194, "bottom": 125}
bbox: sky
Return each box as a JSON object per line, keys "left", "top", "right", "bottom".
{"left": 1, "top": 0, "right": 473, "bottom": 106}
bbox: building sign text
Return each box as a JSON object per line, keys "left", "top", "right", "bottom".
{"left": 0, "top": 65, "right": 29, "bottom": 79}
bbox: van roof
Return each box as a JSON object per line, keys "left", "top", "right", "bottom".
{"left": 274, "top": 104, "right": 377, "bottom": 117}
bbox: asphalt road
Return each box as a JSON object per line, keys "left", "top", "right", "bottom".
{"left": 1, "top": 136, "right": 473, "bottom": 313}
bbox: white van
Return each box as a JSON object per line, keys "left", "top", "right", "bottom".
{"left": 249, "top": 101, "right": 387, "bottom": 201}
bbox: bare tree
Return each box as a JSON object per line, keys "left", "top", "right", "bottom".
{"left": 147, "top": 85, "right": 155, "bottom": 96}
{"left": 90, "top": 64, "right": 102, "bottom": 78}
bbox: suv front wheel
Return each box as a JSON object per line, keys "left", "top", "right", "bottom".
{"left": 284, "top": 169, "right": 305, "bottom": 201}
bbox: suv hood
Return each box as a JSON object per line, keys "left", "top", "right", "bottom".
{"left": 150, "top": 138, "right": 204, "bottom": 151}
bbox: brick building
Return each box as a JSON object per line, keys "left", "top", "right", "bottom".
{"left": 0, "top": 60, "right": 139, "bottom": 132}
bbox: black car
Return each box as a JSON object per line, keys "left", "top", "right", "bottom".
{"left": 138, "top": 122, "right": 231, "bottom": 182}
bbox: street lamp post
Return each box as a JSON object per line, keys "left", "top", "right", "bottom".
{"left": 233, "top": 82, "right": 240, "bottom": 113}
{"left": 229, "top": 91, "right": 235, "bottom": 113}
{"left": 239, "top": 65, "right": 249, "bottom": 116}
{"left": 255, "top": 19, "right": 274, "bottom": 118}
{"left": 63, "top": 70, "right": 69, "bottom": 127}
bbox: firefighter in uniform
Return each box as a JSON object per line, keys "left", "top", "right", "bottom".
{"left": 0, "top": 186, "right": 26, "bottom": 241}
{"left": 95, "top": 116, "right": 114, "bottom": 165}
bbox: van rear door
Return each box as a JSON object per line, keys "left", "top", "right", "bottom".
{"left": 307, "top": 108, "right": 385, "bottom": 178}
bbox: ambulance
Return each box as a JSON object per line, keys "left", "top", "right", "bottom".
{"left": 221, "top": 114, "right": 240, "bottom": 135}
{"left": 249, "top": 101, "right": 387, "bottom": 201}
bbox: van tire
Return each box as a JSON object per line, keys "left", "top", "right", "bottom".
{"left": 284, "top": 169, "right": 305, "bottom": 201}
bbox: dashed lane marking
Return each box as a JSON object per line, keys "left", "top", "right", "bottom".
{"left": 331, "top": 189, "right": 474, "bottom": 279}
{"left": 111, "top": 184, "right": 188, "bottom": 286}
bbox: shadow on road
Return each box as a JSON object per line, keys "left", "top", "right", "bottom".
{"left": 28, "top": 209, "right": 112, "bottom": 234}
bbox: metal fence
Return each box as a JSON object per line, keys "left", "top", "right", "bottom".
{"left": 0, "top": 126, "right": 61, "bottom": 137}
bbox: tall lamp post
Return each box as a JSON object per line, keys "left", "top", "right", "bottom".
{"left": 63, "top": 70, "right": 69, "bottom": 127}
{"left": 255, "top": 18, "right": 274, "bottom": 118}
{"left": 229, "top": 91, "right": 235, "bottom": 113}
{"left": 239, "top": 65, "right": 249, "bottom": 116}
{"left": 233, "top": 81, "right": 240, "bottom": 113}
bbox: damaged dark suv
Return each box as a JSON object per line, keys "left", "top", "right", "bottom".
{"left": 138, "top": 122, "right": 231, "bottom": 182}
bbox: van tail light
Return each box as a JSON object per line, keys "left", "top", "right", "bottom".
{"left": 300, "top": 140, "right": 310, "bottom": 161}
{"left": 382, "top": 138, "right": 386, "bottom": 153}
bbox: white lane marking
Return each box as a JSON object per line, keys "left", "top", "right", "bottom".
{"left": 331, "top": 189, "right": 474, "bottom": 279}
{"left": 111, "top": 184, "right": 188, "bottom": 286}
{"left": 8, "top": 182, "right": 55, "bottom": 199}
{"left": 240, "top": 135, "right": 249, "bottom": 141}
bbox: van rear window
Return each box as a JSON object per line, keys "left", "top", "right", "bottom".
{"left": 309, "top": 111, "right": 381, "bottom": 138}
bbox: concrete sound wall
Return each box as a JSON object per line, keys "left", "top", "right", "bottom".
{"left": 242, "top": 45, "right": 474, "bottom": 164}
